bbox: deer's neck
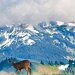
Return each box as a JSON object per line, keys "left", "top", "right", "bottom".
{"left": 11, "top": 62, "right": 15, "bottom": 66}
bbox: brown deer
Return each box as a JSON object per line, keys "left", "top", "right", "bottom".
{"left": 9, "top": 58, "right": 31, "bottom": 75}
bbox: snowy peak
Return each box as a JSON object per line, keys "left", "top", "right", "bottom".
{"left": 68, "top": 22, "right": 75, "bottom": 26}
{"left": 0, "top": 21, "right": 75, "bottom": 63}
{"left": 26, "top": 24, "right": 39, "bottom": 33}
{"left": 56, "top": 21, "right": 64, "bottom": 26}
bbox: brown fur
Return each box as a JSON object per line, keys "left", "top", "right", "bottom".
{"left": 9, "top": 59, "right": 31, "bottom": 75}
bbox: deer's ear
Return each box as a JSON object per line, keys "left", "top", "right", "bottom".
{"left": 13, "top": 58, "right": 16, "bottom": 61}
{"left": 8, "top": 58, "right": 11, "bottom": 62}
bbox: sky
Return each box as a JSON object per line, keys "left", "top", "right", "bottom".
{"left": 0, "top": 0, "right": 75, "bottom": 25}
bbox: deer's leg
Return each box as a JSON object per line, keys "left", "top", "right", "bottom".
{"left": 27, "top": 71, "right": 28, "bottom": 75}
{"left": 29, "top": 67, "right": 32, "bottom": 75}
{"left": 20, "top": 69, "right": 21, "bottom": 72}
{"left": 16, "top": 69, "right": 18, "bottom": 75}
{"left": 24, "top": 68, "right": 28, "bottom": 75}
{"left": 19, "top": 69, "right": 21, "bottom": 75}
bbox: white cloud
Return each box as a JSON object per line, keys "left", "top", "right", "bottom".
{"left": 0, "top": 0, "right": 75, "bottom": 25}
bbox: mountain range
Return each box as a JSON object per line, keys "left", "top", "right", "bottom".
{"left": 0, "top": 21, "right": 75, "bottom": 64}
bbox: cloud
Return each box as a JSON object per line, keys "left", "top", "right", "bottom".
{"left": 0, "top": 0, "right": 75, "bottom": 25}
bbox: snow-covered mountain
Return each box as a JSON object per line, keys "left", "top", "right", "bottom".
{"left": 0, "top": 21, "right": 75, "bottom": 64}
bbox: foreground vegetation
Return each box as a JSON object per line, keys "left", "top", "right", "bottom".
{"left": 0, "top": 63, "right": 75, "bottom": 75}
{"left": 0, "top": 58, "right": 75, "bottom": 75}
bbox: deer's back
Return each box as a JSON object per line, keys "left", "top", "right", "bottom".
{"left": 13, "top": 60, "right": 30, "bottom": 70}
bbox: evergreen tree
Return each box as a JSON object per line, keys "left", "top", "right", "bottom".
{"left": 48, "top": 61, "right": 51, "bottom": 65}
{"left": 50, "top": 61, "right": 54, "bottom": 66}
{"left": 69, "top": 60, "right": 73, "bottom": 65}
{"left": 55, "top": 60, "right": 59, "bottom": 65}
{"left": 60, "top": 61, "right": 64, "bottom": 65}
{"left": 41, "top": 60, "right": 44, "bottom": 65}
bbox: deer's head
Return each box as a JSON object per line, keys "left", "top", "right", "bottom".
{"left": 8, "top": 58, "right": 16, "bottom": 64}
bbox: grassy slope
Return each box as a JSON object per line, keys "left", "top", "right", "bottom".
{"left": 0, "top": 63, "right": 70, "bottom": 75}
{"left": 33, "top": 64, "right": 59, "bottom": 75}
{"left": 0, "top": 63, "right": 60, "bottom": 75}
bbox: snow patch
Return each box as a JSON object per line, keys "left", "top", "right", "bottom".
{"left": 73, "top": 29, "right": 75, "bottom": 32}
{"left": 0, "top": 38, "right": 14, "bottom": 47}
{"left": 22, "top": 33, "right": 31, "bottom": 40}
{"left": 46, "top": 28, "right": 59, "bottom": 34}
{"left": 17, "top": 32, "right": 31, "bottom": 37}
{"left": 45, "top": 29, "right": 50, "bottom": 34}
{"left": 26, "top": 39, "right": 35, "bottom": 46}
{"left": 3, "top": 32, "right": 9, "bottom": 39}
{"left": 68, "top": 34, "right": 75, "bottom": 44}
{"left": 23, "top": 39, "right": 35, "bottom": 46}
{"left": 22, "top": 36, "right": 29, "bottom": 41}
{"left": 62, "top": 35, "right": 65, "bottom": 39}
{"left": 56, "top": 21, "right": 64, "bottom": 26}
{"left": 53, "top": 39, "right": 60, "bottom": 44}
{"left": 58, "top": 64, "right": 69, "bottom": 71}
{"left": 68, "top": 23, "right": 75, "bottom": 26}
{"left": 64, "top": 56, "right": 75, "bottom": 61}
{"left": 17, "top": 32, "right": 27, "bottom": 37}
{"left": 49, "top": 35, "right": 53, "bottom": 38}
{"left": 26, "top": 24, "right": 39, "bottom": 33}
{"left": 0, "top": 32, "right": 14, "bottom": 48}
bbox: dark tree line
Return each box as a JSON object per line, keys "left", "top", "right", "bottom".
{"left": 40, "top": 60, "right": 65, "bottom": 65}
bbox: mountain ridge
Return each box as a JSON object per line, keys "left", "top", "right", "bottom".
{"left": 0, "top": 21, "right": 75, "bottom": 63}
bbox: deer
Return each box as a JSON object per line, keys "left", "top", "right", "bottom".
{"left": 8, "top": 58, "right": 32, "bottom": 75}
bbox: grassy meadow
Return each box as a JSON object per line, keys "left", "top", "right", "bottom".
{"left": 0, "top": 63, "right": 69, "bottom": 75}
